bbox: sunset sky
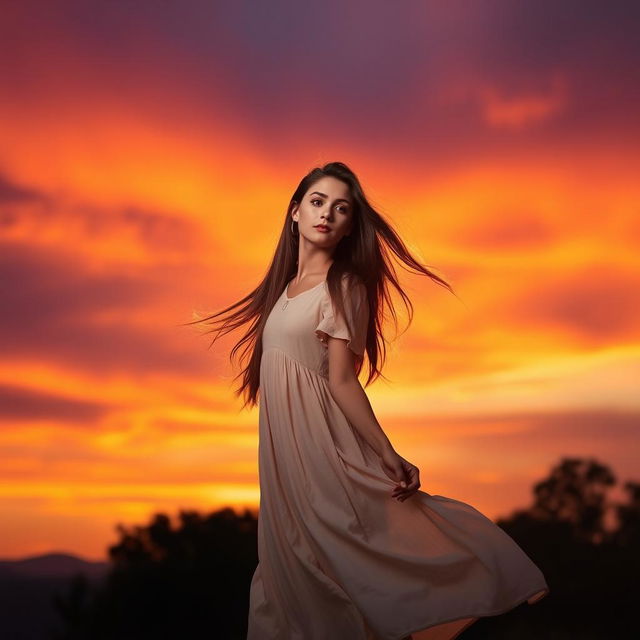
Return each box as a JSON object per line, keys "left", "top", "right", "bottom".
{"left": 1, "top": 1, "right": 638, "bottom": 561}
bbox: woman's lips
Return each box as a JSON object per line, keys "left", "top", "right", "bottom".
{"left": 314, "top": 225, "right": 330, "bottom": 232}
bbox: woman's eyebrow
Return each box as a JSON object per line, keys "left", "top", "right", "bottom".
{"left": 309, "top": 191, "right": 351, "bottom": 205}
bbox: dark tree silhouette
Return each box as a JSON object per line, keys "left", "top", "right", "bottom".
{"left": 52, "top": 507, "right": 258, "bottom": 640}
{"left": 612, "top": 481, "right": 640, "bottom": 547}
{"left": 489, "top": 456, "right": 636, "bottom": 639}
{"left": 529, "top": 457, "right": 616, "bottom": 544}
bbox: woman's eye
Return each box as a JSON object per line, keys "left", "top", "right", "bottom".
{"left": 310, "top": 199, "right": 348, "bottom": 213}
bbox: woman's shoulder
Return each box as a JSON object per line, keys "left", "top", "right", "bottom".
{"left": 334, "top": 272, "right": 367, "bottom": 306}
{"left": 321, "top": 272, "right": 364, "bottom": 302}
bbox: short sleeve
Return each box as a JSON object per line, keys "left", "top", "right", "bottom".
{"left": 314, "top": 276, "right": 369, "bottom": 356}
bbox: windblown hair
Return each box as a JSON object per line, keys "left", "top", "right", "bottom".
{"left": 185, "top": 161, "right": 455, "bottom": 411}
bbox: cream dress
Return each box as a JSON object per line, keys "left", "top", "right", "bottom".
{"left": 247, "top": 274, "right": 549, "bottom": 640}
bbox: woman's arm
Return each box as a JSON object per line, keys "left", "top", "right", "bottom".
{"left": 326, "top": 337, "right": 421, "bottom": 501}
{"left": 325, "top": 337, "right": 391, "bottom": 456}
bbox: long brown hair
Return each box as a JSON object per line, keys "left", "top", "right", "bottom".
{"left": 185, "top": 161, "right": 455, "bottom": 411}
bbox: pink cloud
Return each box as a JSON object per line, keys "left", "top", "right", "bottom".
{"left": 479, "top": 73, "right": 569, "bottom": 129}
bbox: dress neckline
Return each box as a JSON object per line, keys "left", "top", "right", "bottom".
{"left": 285, "top": 278, "right": 326, "bottom": 301}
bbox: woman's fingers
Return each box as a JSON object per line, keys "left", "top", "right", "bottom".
{"left": 391, "top": 461, "right": 421, "bottom": 501}
{"left": 394, "top": 487, "right": 417, "bottom": 501}
{"left": 406, "top": 466, "right": 420, "bottom": 491}
{"left": 382, "top": 452, "right": 422, "bottom": 501}
{"left": 391, "top": 487, "right": 413, "bottom": 499}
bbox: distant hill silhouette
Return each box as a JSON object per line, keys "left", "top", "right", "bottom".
{"left": 0, "top": 553, "right": 108, "bottom": 640}
{"left": 0, "top": 552, "right": 109, "bottom": 581}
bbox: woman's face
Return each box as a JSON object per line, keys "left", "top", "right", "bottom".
{"left": 292, "top": 176, "right": 354, "bottom": 246}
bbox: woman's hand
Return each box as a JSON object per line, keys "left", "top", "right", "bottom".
{"left": 379, "top": 447, "right": 421, "bottom": 502}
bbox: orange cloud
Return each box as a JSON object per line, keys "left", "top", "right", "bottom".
{"left": 2, "top": 3, "right": 639, "bottom": 563}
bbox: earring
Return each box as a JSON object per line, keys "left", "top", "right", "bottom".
{"left": 291, "top": 219, "right": 297, "bottom": 235}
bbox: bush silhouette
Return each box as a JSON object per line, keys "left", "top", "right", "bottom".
{"left": 53, "top": 507, "right": 258, "bottom": 640}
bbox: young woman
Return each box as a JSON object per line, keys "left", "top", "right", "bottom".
{"left": 194, "top": 162, "right": 549, "bottom": 639}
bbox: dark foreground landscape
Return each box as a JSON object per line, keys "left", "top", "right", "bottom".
{"left": 2, "top": 456, "right": 638, "bottom": 639}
